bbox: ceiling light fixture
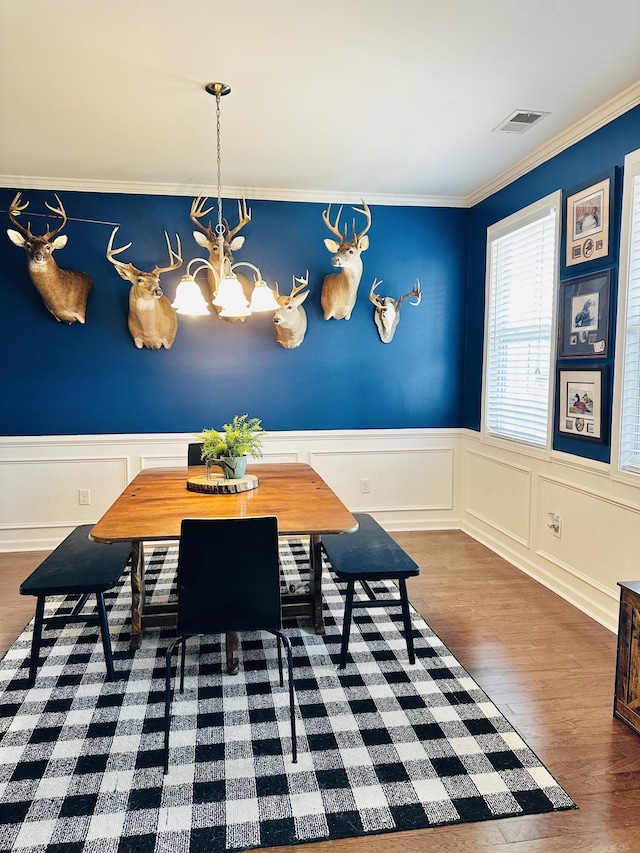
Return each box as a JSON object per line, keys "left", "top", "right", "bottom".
{"left": 173, "top": 82, "right": 278, "bottom": 319}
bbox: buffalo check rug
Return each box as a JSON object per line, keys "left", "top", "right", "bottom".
{"left": 0, "top": 539, "right": 575, "bottom": 852}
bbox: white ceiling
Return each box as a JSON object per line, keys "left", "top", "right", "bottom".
{"left": 1, "top": 0, "right": 639, "bottom": 207}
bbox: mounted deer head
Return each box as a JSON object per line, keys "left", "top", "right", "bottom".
{"left": 7, "top": 192, "right": 93, "bottom": 324}
{"left": 273, "top": 272, "right": 310, "bottom": 349}
{"left": 106, "top": 227, "right": 182, "bottom": 350}
{"left": 369, "top": 279, "right": 422, "bottom": 343}
{"left": 320, "top": 200, "right": 371, "bottom": 321}
{"left": 190, "top": 193, "right": 252, "bottom": 294}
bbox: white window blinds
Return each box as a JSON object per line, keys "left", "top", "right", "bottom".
{"left": 617, "top": 163, "right": 640, "bottom": 473}
{"left": 483, "top": 195, "right": 559, "bottom": 447}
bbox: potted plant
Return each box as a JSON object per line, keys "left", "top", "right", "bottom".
{"left": 197, "top": 414, "right": 265, "bottom": 479}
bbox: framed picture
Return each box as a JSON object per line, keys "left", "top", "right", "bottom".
{"left": 557, "top": 368, "right": 603, "bottom": 441}
{"left": 557, "top": 269, "right": 610, "bottom": 358}
{"left": 563, "top": 169, "right": 614, "bottom": 271}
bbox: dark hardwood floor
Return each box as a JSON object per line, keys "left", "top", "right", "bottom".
{"left": 1, "top": 530, "right": 639, "bottom": 851}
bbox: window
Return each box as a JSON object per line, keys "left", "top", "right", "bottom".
{"left": 483, "top": 192, "right": 560, "bottom": 448}
{"left": 613, "top": 148, "right": 640, "bottom": 476}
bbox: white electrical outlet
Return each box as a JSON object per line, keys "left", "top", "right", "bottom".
{"left": 360, "top": 478, "right": 371, "bottom": 494}
{"left": 547, "top": 512, "right": 561, "bottom": 538}
{"left": 79, "top": 489, "right": 91, "bottom": 505}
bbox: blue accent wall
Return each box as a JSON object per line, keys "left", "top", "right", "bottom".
{"left": 462, "top": 104, "right": 640, "bottom": 463}
{"left": 0, "top": 191, "right": 468, "bottom": 434}
{"left": 2, "top": 104, "right": 637, "bottom": 442}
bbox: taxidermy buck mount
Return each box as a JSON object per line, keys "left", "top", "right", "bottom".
{"left": 106, "top": 227, "right": 182, "bottom": 350}
{"left": 190, "top": 193, "right": 252, "bottom": 322}
{"left": 273, "top": 272, "right": 310, "bottom": 349}
{"left": 320, "top": 200, "right": 371, "bottom": 321}
{"left": 369, "top": 278, "right": 422, "bottom": 343}
{"left": 6, "top": 192, "right": 93, "bottom": 324}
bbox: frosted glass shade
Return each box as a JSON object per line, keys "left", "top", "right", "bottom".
{"left": 249, "top": 280, "right": 278, "bottom": 312}
{"left": 171, "top": 276, "right": 210, "bottom": 315}
{"left": 212, "top": 275, "right": 248, "bottom": 308}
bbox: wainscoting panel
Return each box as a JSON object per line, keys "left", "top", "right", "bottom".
{"left": 0, "top": 456, "right": 129, "bottom": 550}
{"left": 538, "top": 474, "right": 640, "bottom": 596}
{"left": 311, "top": 448, "right": 453, "bottom": 510}
{"left": 464, "top": 449, "right": 532, "bottom": 547}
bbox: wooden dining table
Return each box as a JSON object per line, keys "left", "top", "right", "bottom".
{"left": 90, "top": 462, "right": 358, "bottom": 668}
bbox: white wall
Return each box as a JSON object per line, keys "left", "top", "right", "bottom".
{"left": 3, "top": 428, "right": 636, "bottom": 633}
{"left": 0, "top": 429, "right": 461, "bottom": 552}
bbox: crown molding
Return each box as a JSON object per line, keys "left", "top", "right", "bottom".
{"left": 0, "top": 175, "right": 466, "bottom": 209}
{"left": 466, "top": 80, "right": 640, "bottom": 207}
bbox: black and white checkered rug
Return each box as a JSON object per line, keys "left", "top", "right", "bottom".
{"left": 0, "top": 539, "right": 575, "bottom": 852}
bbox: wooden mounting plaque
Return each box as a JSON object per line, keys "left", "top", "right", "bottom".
{"left": 186, "top": 473, "right": 260, "bottom": 494}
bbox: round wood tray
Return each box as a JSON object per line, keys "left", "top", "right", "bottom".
{"left": 186, "top": 473, "right": 259, "bottom": 494}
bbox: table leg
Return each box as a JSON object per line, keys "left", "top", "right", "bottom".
{"left": 226, "top": 631, "right": 240, "bottom": 674}
{"left": 310, "top": 534, "right": 326, "bottom": 635}
{"left": 129, "top": 540, "right": 145, "bottom": 650}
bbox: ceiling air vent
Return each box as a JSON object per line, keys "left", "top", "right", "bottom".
{"left": 493, "top": 109, "right": 550, "bottom": 134}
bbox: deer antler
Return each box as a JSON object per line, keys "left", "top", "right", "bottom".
{"left": 369, "top": 278, "right": 384, "bottom": 307}
{"left": 322, "top": 204, "right": 347, "bottom": 242}
{"left": 8, "top": 193, "right": 71, "bottom": 241}
{"left": 291, "top": 270, "right": 310, "bottom": 297}
{"left": 107, "top": 228, "right": 182, "bottom": 279}
{"left": 43, "top": 193, "right": 68, "bottom": 240}
{"left": 190, "top": 193, "right": 216, "bottom": 238}
{"left": 106, "top": 227, "right": 138, "bottom": 274}
{"left": 7, "top": 192, "right": 32, "bottom": 238}
{"left": 351, "top": 199, "right": 372, "bottom": 243}
{"left": 397, "top": 279, "right": 422, "bottom": 308}
{"left": 226, "top": 197, "right": 252, "bottom": 241}
{"left": 153, "top": 233, "right": 183, "bottom": 275}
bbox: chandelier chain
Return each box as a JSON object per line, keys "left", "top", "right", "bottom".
{"left": 215, "top": 92, "right": 224, "bottom": 238}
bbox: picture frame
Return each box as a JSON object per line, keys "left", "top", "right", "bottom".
{"left": 562, "top": 169, "right": 614, "bottom": 272}
{"left": 557, "top": 367, "right": 603, "bottom": 441}
{"left": 557, "top": 269, "right": 610, "bottom": 359}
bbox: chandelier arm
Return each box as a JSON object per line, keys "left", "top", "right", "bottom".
{"left": 185, "top": 258, "right": 218, "bottom": 279}
{"left": 231, "top": 261, "right": 262, "bottom": 282}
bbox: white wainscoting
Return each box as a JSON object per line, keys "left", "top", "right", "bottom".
{"left": 0, "top": 429, "right": 461, "bottom": 551}
{"left": 4, "top": 428, "right": 637, "bottom": 633}
{"left": 460, "top": 430, "right": 640, "bottom": 633}
{"left": 464, "top": 449, "right": 533, "bottom": 548}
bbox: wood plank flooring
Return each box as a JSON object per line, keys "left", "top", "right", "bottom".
{"left": 1, "top": 531, "right": 639, "bottom": 851}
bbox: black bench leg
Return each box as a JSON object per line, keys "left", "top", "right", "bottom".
{"left": 339, "top": 580, "right": 356, "bottom": 669}
{"left": 28, "top": 596, "right": 46, "bottom": 688}
{"left": 398, "top": 578, "right": 415, "bottom": 665}
{"left": 95, "top": 592, "right": 115, "bottom": 681}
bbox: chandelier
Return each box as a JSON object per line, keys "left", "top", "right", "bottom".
{"left": 172, "top": 83, "right": 278, "bottom": 319}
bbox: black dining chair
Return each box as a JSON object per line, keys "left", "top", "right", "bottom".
{"left": 187, "top": 442, "right": 204, "bottom": 466}
{"left": 163, "top": 516, "right": 298, "bottom": 773}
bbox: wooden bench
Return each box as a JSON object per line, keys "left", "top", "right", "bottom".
{"left": 321, "top": 512, "right": 420, "bottom": 668}
{"left": 19, "top": 525, "right": 131, "bottom": 687}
